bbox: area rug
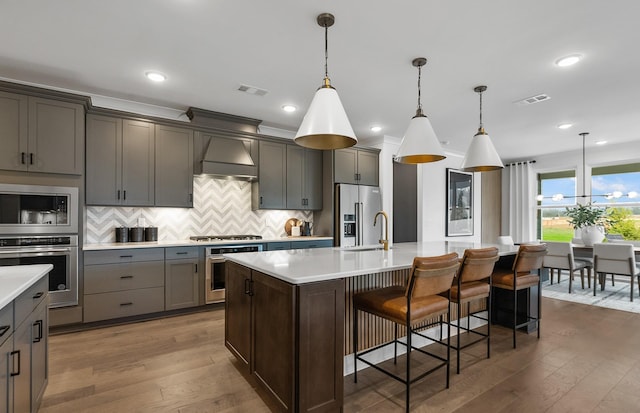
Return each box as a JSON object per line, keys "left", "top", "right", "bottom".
{"left": 541, "top": 275, "right": 640, "bottom": 314}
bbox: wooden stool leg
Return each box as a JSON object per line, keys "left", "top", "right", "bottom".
{"left": 353, "top": 308, "right": 358, "bottom": 383}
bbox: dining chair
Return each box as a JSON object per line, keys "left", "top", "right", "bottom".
{"left": 497, "top": 236, "right": 515, "bottom": 246}
{"left": 543, "top": 241, "right": 592, "bottom": 293}
{"left": 593, "top": 243, "right": 640, "bottom": 301}
{"left": 492, "top": 243, "right": 547, "bottom": 348}
{"left": 353, "top": 253, "right": 460, "bottom": 413}
{"left": 450, "top": 247, "right": 499, "bottom": 374}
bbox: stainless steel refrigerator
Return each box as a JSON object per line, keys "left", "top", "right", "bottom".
{"left": 335, "top": 183, "right": 383, "bottom": 247}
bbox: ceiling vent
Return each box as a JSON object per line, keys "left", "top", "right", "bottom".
{"left": 238, "top": 84, "right": 269, "bottom": 96}
{"left": 514, "top": 93, "right": 551, "bottom": 106}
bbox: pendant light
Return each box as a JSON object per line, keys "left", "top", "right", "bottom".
{"left": 294, "top": 13, "right": 357, "bottom": 150}
{"left": 460, "top": 85, "right": 504, "bottom": 172}
{"left": 395, "top": 57, "right": 445, "bottom": 164}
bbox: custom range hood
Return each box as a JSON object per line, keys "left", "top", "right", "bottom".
{"left": 200, "top": 136, "right": 257, "bottom": 180}
{"left": 187, "top": 108, "right": 261, "bottom": 181}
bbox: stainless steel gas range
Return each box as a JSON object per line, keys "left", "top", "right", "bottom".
{"left": 190, "top": 235, "right": 263, "bottom": 303}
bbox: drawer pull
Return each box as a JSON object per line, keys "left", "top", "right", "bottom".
{"left": 120, "top": 302, "right": 133, "bottom": 307}
{"left": 10, "top": 350, "right": 20, "bottom": 376}
{"left": 176, "top": 252, "right": 188, "bottom": 255}
{"left": 33, "top": 320, "right": 43, "bottom": 343}
{"left": 120, "top": 275, "right": 134, "bottom": 279}
{"left": 33, "top": 291, "right": 44, "bottom": 299}
{"left": 119, "top": 255, "right": 133, "bottom": 259}
{"left": 0, "top": 325, "right": 10, "bottom": 337}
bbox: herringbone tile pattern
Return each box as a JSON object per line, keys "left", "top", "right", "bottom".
{"left": 85, "top": 175, "right": 313, "bottom": 243}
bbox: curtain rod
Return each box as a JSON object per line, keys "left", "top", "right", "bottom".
{"left": 506, "top": 160, "right": 536, "bottom": 167}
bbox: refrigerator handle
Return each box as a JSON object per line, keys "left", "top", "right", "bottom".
{"left": 355, "top": 202, "right": 360, "bottom": 246}
{"left": 358, "top": 202, "right": 364, "bottom": 246}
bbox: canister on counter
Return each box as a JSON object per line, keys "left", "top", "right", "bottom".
{"left": 129, "top": 227, "right": 144, "bottom": 242}
{"left": 144, "top": 227, "right": 158, "bottom": 241}
{"left": 115, "top": 226, "right": 129, "bottom": 243}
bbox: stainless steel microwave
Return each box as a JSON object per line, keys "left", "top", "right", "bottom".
{"left": 0, "top": 183, "right": 78, "bottom": 234}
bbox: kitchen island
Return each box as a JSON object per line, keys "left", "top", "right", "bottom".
{"left": 224, "top": 241, "right": 519, "bottom": 413}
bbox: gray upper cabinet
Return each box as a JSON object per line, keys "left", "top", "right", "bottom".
{"left": 286, "top": 145, "right": 322, "bottom": 210}
{"left": 252, "top": 141, "right": 286, "bottom": 209}
{"left": 0, "top": 92, "right": 84, "bottom": 175}
{"left": 86, "top": 115, "right": 155, "bottom": 206}
{"left": 334, "top": 147, "right": 379, "bottom": 186}
{"left": 155, "top": 124, "right": 193, "bottom": 207}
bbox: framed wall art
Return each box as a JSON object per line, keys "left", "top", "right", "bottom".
{"left": 446, "top": 168, "right": 473, "bottom": 236}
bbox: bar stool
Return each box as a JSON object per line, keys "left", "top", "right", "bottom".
{"left": 492, "top": 244, "right": 547, "bottom": 348}
{"left": 450, "top": 247, "right": 499, "bottom": 373}
{"left": 353, "top": 253, "right": 460, "bottom": 413}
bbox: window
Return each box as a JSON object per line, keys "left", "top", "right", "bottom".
{"left": 537, "top": 171, "right": 576, "bottom": 242}
{"left": 591, "top": 163, "right": 640, "bottom": 240}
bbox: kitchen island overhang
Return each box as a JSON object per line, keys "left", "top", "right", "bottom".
{"left": 223, "top": 241, "right": 520, "bottom": 413}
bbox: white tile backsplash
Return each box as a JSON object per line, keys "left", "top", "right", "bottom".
{"left": 85, "top": 175, "right": 313, "bottom": 243}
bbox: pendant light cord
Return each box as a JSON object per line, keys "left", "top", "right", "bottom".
{"left": 479, "top": 90, "right": 483, "bottom": 129}
{"left": 324, "top": 23, "right": 329, "bottom": 79}
{"left": 582, "top": 132, "right": 586, "bottom": 199}
{"left": 417, "top": 64, "right": 422, "bottom": 111}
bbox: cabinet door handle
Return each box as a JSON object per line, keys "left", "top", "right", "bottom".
{"left": 249, "top": 279, "right": 255, "bottom": 296}
{"left": 10, "top": 350, "right": 20, "bottom": 376}
{"left": 117, "top": 190, "right": 121, "bottom": 200}
{"left": 189, "top": 193, "right": 193, "bottom": 203}
{"left": 123, "top": 190, "right": 127, "bottom": 200}
{"left": 194, "top": 264, "right": 198, "bottom": 273}
{"left": 21, "top": 152, "right": 26, "bottom": 164}
{"left": 120, "top": 302, "right": 133, "bottom": 307}
{"left": 120, "top": 275, "right": 133, "bottom": 279}
{"left": 260, "top": 196, "right": 263, "bottom": 205}
{"left": 119, "top": 255, "right": 133, "bottom": 259}
{"left": 33, "top": 320, "right": 43, "bottom": 343}
{"left": 30, "top": 153, "right": 34, "bottom": 165}
{"left": 33, "top": 291, "right": 44, "bottom": 299}
{"left": 0, "top": 325, "right": 9, "bottom": 338}
{"left": 244, "top": 278, "right": 251, "bottom": 295}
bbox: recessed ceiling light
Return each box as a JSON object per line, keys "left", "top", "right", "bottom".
{"left": 145, "top": 71, "right": 166, "bottom": 82}
{"left": 282, "top": 105, "right": 297, "bottom": 113}
{"left": 370, "top": 126, "right": 382, "bottom": 133}
{"left": 555, "top": 54, "right": 582, "bottom": 67}
{"left": 557, "top": 123, "right": 573, "bottom": 129}
{"left": 596, "top": 140, "right": 607, "bottom": 145}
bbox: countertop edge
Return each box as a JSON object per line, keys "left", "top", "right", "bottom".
{"left": 0, "top": 264, "right": 53, "bottom": 309}
{"left": 83, "top": 236, "right": 333, "bottom": 251}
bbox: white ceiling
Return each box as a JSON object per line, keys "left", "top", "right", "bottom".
{"left": 1, "top": 0, "right": 639, "bottom": 162}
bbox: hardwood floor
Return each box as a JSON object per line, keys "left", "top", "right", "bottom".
{"left": 41, "top": 298, "right": 640, "bottom": 412}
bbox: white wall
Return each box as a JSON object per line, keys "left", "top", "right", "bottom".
{"left": 371, "top": 136, "right": 482, "bottom": 244}
{"left": 418, "top": 153, "right": 482, "bottom": 243}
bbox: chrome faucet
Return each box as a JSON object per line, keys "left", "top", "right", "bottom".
{"left": 374, "top": 211, "right": 389, "bottom": 251}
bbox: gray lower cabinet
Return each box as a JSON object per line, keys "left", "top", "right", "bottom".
{"left": 265, "top": 241, "right": 291, "bottom": 251}
{"left": 252, "top": 141, "right": 286, "bottom": 209}
{"left": 0, "top": 91, "right": 84, "bottom": 175}
{"left": 155, "top": 124, "right": 194, "bottom": 207}
{"left": 165, "top": 247, "right": 199, "bottom": 310}
{"left": 86, "top": 114, "right": 155, "bottom": 206}
{"left": 286, "top": 145, "right": 322, "bottom": 210}
{"left": 3, "top": 274, "right": 49, "bottom": 413}
{"left": 84, "top": 249, "right": 165, "bottom": 322}
{"left": 334, "top": 147, "right": 379, "bottom": 186}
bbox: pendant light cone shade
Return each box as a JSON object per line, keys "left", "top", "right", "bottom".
{"left": 396, "top": 115, "right": 445, "bottom": 163}
{"left": 460, "top": 85, "right": 504, "bottom": 172}
{"left": 294, "top": 83, "right": 357, "bottom": 150}
{"left": 395, "top": 57, "right": 445, "bottom": 164}
{"left": 294, "top": 13, "right": 357, "bottom": 150}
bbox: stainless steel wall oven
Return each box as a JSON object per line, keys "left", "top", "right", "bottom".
{"left": 0, "top": 235, "right": 78, "bottom": 307}
{"left": 0, "top": 184, "right": 79, "bottom": 307}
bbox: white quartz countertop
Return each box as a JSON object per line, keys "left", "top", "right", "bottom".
{"left": 83, "top": 236, "right": 333, "bottom": 251}
{"left": 0, "top": 264, "right": 53, "bottom": 309}
{"left": 224, "top": 241, "right": 519, "bottom": 285}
